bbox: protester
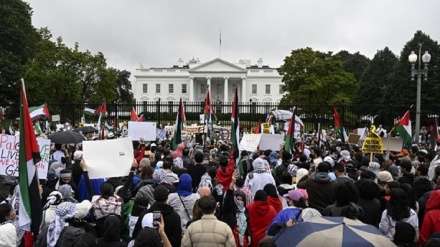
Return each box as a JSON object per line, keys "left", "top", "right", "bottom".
{"left": 263, "top": 184, "right": 282, "bottom": 213}
{"left": 247, "top": 190, "right": 277, "bottom": 247}
{"left": 245, "top": 158, "right": 276, "bottom": 201}
{"left": 97, "top": 215, "right": 126, "bottom": 247}
{"left": 182, "top": 195, "right": 235, "bottom": 247}
{"left": 418, "top": 190, "right": 440, "bottom": 245}
{"left": 188, "top": 152, "right": 207, "bottom": 192}
{"left": 323, "top": 182, "right": 363, "bottom": 220}
{"left": 0, "top": 203, "right": 17, "bottom": 247}
{"left": 355, "top": 179, "right": 382, "bottom": 227}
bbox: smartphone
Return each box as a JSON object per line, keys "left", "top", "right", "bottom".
{"left": 153, "top": 211, "right": 161, "bottom": 227}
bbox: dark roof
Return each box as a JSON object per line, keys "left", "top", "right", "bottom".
{"left": 247, "top": 65, "right": 276, "bottom": 69}
{"left": 149, "top": 65, "right": 189, "bottom": 69}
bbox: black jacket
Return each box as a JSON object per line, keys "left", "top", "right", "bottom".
{"left": 221, "top": 188, "right": 250, "bottom": 238}
{"left": 297, "top": 172, "right": 335, "bottom": 214}
{"left": 132, "top": 202, "right": 182, "bottom": 247}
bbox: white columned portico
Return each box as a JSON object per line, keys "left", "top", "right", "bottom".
{"left": 241, "top": 77, "right": 247, "bottom": 102}
{"left": 189, "top": 77, "right": 194, "bottom": 101}
{"left": 223, "top": 77, "right": 229, "bottom": 102}
{"left": 206, "top": 77, "right": 211, "bottom": 97}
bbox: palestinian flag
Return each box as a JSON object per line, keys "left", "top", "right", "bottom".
{"left": 172, "top": 98, "right": 186, "bottom": 150}
{"left": 95, "top": 100, "right": 107, "bottom": 115}
{"left": 231, "top": 88, "right": 240, "bottom": 164}
{"left": 333, "top": 107, "right": 348, "bottom": 143}
{"left": 84, "top": 107, "right": 96, "bottom": 116}
{"left": 284, "top": 107, "right": 296, "bottom": 153}
{"left": 204, "top": 90, "right": 213, "bottom": 144}
{"left": 34, "top": 118, "right": 42, "bottom": 135}
{"left": 130, "top": 107, "right": 138, "bottom": 121}
{"left": 29, "top": 104, "right": 50, "bottom": 119}
{"left": 19, "top": 79, "right": 42, "bottom": 237}
{"left": 255, "top": 119, "right": 261, "bottom": 134}
{"left": 396, "top": 110, "right": 412, "bottom": 148}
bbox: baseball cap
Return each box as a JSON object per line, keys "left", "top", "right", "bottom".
{"left": 283, "top": 189, "right": 303, "bottom": 201}
{"left": 153, "top": 185, "right": 170, "bottom": 202}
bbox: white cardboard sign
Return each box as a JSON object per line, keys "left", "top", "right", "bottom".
{"left": 0, "top": 135, "right": 51, "bottom": 179}
{"left": 83, "top": 138, "right": 134, "bottom": 179}
{"left": 239, "top": 134, "right": 262, "bottom": 152}
{"left": 52, "top": 114, "right": 60, "bottom": 122}
{"left": 259, "top": 134, "right": 285, "bottom": 151}
{"left": 382, "top": 137, "right": 404, "bottom": 152}
{"left": 127, "top": 121, "right": 157, "bottom": 141}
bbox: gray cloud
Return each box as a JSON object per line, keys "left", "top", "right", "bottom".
{"left": 28, "top": 0, "right": 440, "bottom": 76}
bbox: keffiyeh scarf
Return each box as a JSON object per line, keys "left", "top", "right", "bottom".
{"left": 92, "top": 196, "right": 122, "bottom": 219}
{"left": 47, "top": 202, "right": 76, "bottom": 247}
{"left": 153, "top": 169, "right": 168, "bottom": 184}
{"left": 234, "top": 197, "right": 247, "bottom": 246}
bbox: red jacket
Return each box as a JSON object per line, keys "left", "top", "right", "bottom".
{"left": 247, "top": 201, "right": 277, "bottom": 247}
{"left": 419, "top": 190, "right": 440, "bottom": 245}
{"left": 267, "top": 196, "right": 283, "bottom": 213}
{"left": 216, "top": 152, "right": 235, "bottom": 193}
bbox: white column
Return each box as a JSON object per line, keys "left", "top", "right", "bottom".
{"left": 241, "top": 77, "right": 247, "bottom": 102}
{"left": 223, "top": 77, "right": 229, "bottom": 102}
{"left": 206, "top": 77, "right": 211, "bottom": 97}
{"left": 189, "top": 77, "right": 194, "bottom": 101}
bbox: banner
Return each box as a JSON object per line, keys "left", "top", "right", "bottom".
{"left": 259, "top": 134, "right": 285, "bottom": 151}
{"left": 83, "top": 138, "right": 134, "bottom": 179}
{"left": 128, "top": 121, "right": 157, "bottom": 141}
{"left": 239, "top": 134, "right": 262, "bottom": 152}
{"left": 0, "top": 134, "right": 50, "bottom": 179}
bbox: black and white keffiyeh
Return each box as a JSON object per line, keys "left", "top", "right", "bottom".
{"left": 43, "top": 191, "right": 63, "bottom": 210}
{"left": 47, "top": 202, "right": 76, "bottom": 247}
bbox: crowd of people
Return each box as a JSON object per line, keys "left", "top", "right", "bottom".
{"left": 1, "top": 126, "right": 440, "bottom": 247}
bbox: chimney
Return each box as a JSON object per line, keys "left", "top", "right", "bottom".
{"left": 257, "top": 58, "right": 263, "bottom": 68}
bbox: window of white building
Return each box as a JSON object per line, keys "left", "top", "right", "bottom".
{"left": 143, "top": 84, "right": 148, "bottom": 93}
{"left": 201, "top": 84, "right": 206, "bottom": 94}
{"left": 265, "top": 84, "right": 271, "bottom": 94}
{"left": 156, "top": 84, "right": 161, "bottom": 94}
{"left": 169, "top": 84, "right": 174, "bottom": 94}
{"left": 252, "top": 84, "right": 257, "bottom": 94}
{"left": 182, "top": 84, "right": 187, "bottom": 94}
{"left": 279, "top": 85, "right": 284, "bottom": 94}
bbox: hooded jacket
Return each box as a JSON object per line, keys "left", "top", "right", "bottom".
{"left": 247, "top": 200, "right": 276, "bottom": 247}
{"left": 97, "top": 215, "right": 126, "bottom": 247}
{"left": 419, "top": 190, "right": 440, "bottom": 245}
{"left": 398, "top": 173, "right": 416, "bottom": 186}
{"left": 216, "top": 153, "right": 236, "bottom": 194}
{"left": 132, "top": 202, "right": 181, "bottom": 247}
{"left": 297, "top": 172, "right": 335, "bottom": 213}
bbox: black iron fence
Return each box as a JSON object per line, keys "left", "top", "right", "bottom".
{"left": 2, "top": 101, "right": 440, "bottom": 133}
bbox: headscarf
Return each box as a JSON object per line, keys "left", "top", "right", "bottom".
{"left": 58, "top": 184, "right": 78, "bottom": 203}
{"left": 102, "top": 215, "right": 122, "bottom": 242}
{"left": 43, "top": 191, "right": 63, "bottom": 210}
{"left": 13, "top": 185, "right": 20, "bottom": 213}
{"left": 47, "top": 202, "right": 76, "bottom": 247}
{"left": 173, "top": 157, "right": 183, "bottom": 169}
{"left": 177, "top": 174, "right": 192, "bottom": 197}
{"left": 269, "top": 151, "right": 279, "bottom": 167}
{"left": 252, "top": 158, "right": 267, "bottom": 173}
{"left": 132, "top": 197, "right": 149, "bottom": 217}
{"left": 233, "top": 189, "right": 247, "bottom": 246}
{"left": 153, "top": 169, "right": 168, "bottom": 184}
{"left": 141, "top": 213, "right": 154, "bottom": 228}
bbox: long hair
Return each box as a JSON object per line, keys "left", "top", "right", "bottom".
{"left": 387, "top": 188, "right": 410, "bottom": 221}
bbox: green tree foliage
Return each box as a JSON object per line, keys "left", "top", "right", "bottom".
{"left": 0, "top": 0, "right": 38, "bottom": 104}
{"left": 278, "top": 47, "right": 357, "bottom": 105}
{"left": 23, "top": 28, "right": 118, "bottom": 104}
{"left": 353, "top": 47, "right": 398, "bottom": 110}
{"left": 385, "top": 31, "right": 440, "bottom": 106}
{"left": 113, "top": 69, "right": 134, "bottom": 103}
{"left": 336, "top": 50, "right": 370, "bottom": 83}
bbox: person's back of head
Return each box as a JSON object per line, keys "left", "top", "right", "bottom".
{"left": 163, "top": 148, "right": 171, "bottom": 156}
{"left": 313, "top": 147, "right": 321, "bottom": 158}
{"left": 427, "top": 151, "right": 437, "bottom": 162}
{"left": 220, "top": 144, "right": 229, "bottom": 153}
{"left": 163, "top": 155, "right": 173, "bottom": 163}
{"left": 236, "top": 178, "right": 245, "bottom": 187}
{"left": 141, "top": 165, "right": 154, "bottom": 180}
{"left": 400, "top": 158, "right": 412, "bottom": 173}
{"left": 0, "top": 203, "right": 12, "bottom": 224}
{"left": 333, "top": 182, "right": 359, "bottom": 206}
{"left": 208, "top": 166, "right": 217, "bottom": 179}
{"left": 355, "top": 179, "right": 380, "bottom": 200}
{"left": 163, "top": 161, "right": 172, "bottom": 170}
{"left": 135, "top": 227, "right": 162, "bottom": 247}
{"left": 317, "top": 162, "right": 330, "bottom": 173}
{"left": 258, "top": 236, "right": 276, "bottom": 247}
{"left": 55, "top": 143, "right": 62, "bottom": 151}
{"left": 299, "top": 154, "right": 307, "bottom": 162}
{"left": 183, "top": 148, "right": 190, "bottom": 157}
{"left": 154, "top": 152, "right": 162, "bottom": 161}
{"left": 281, "top": 171, "right": 292, "bottom": 184}
{"left": 417, "top": 165, "right": 428, "bottom": 176}
{"left": 198, "top": 195, "right": 217, "bottom": 214}
{"left": 100, "top": 182, "right": 114, "bottom": 199}
{"left": 282, "top": 151, "right": 292, "bottom": 161}
{"left": 194, "top": 152, "right": 204, "bottom": 164}
{"left": 360, "top": 170, "right": 376, "bottom": 180}
{"left": 263, "top": 149, "right": 272, "bottom": 158}
{"left": 333, "top": 163, "right": 345, "bottom": 174}
{"left": 219, "top": 155, "right": 228, "bottom": 168}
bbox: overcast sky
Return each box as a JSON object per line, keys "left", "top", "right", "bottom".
{"left": 28, "top": 0, "right": 440, "bottom": 76}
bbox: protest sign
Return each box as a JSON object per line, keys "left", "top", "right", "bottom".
{"left": 361, "top": 125, "right": 384, "bottom": 154}
{"left": 128, "top": 121, "right": 156, "bottom": 141}
{"left": 83, "top": 138, "right": 134, "bottom": 179}
{"left": 52, "top": 114, "right": 60, "bottom": 122}
{"left": 382, "top": 137, "right": 403, "bottom": 152}
{"left": 348, "top": 134, "right": 361, "bottom": 145}
{"left": 239, "top": 134, "right": 262, "bottom": 152}
{"left": 199, "top": 114, "right": 204, "bottom": 124}
{"left": 259, "top": 134, "right": 284, "bottom": 151}
{"left": 0, "top": 134, "right": 50, "bottom": 179}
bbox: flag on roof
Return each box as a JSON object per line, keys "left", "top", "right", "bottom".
{"left": 29, "top": 104, "right": 50, "bottom": 119}
{"left": 333, "top": 107, "right": 348, "bottom": 143}
{"left": 172, "top": 98, "right": 186, "bottom": 150}
{"left": 396, "top": 110, "right": 412, "bottom": 148}
{"left": 19, "top": 79, "right": 42, "bottom": 237}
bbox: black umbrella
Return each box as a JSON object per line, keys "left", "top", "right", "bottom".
{"left": 48, "top": 131, "right": 87, "bottom": 144}
{"left": 74, "top": 126, "right": 98, "bottom": 134}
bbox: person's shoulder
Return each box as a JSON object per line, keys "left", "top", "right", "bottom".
{"left": 0, "top": 223, "right": 15, "bottom": 231}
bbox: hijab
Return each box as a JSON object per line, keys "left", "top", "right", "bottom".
{"left": 177, "top": 174, "right": 192, "bottom": 197}
{"left": 58, "top": 184, "right": 78, "bottom": 203}
{"left": 47, "top": 202, "right": 76, "bottom": 247}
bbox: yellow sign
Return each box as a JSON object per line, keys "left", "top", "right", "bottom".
{"left": 262, "top": 123, "right": 271, "bottom": 134}
{"left": 361, "top": 125, "right": 384, "bottom": 154}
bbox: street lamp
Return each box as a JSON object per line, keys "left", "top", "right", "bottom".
{"left": 408, "top": 45, "right": 431, "bottom": 144}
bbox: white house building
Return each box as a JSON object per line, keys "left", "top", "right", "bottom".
{"left": 133, "top": 58, "right": 284, "bottom": 103}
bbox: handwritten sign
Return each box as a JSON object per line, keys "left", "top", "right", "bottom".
{"left": 361, "top": 125, "right": 384, "bottom": 154}
{"left": 239, "top": 134, "right": 262, "bottom": 152}
{"left": 0, "top": 134, "right": 51, "bottom": 179}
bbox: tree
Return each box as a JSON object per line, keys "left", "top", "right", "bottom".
{"left": 0, "top": 0, "right": 38, "bottom": 104}
{"left": 336, "top": 50, "right": 370, "bottom": 83}
{"left": 353, "top": 47, "right": 398, "bottom": 109}
{"left": 385, "top": 31, "right": 440, "bottom": 106}
{"left": 113, "top": 69, "right": 134, "bottom": 103}
{"left": 278, "top": 47, "right": 357, "bottom": 105}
